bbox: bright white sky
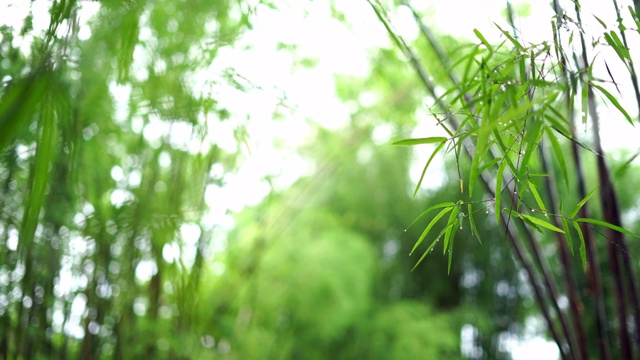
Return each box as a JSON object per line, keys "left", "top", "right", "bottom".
{"left": 3, "top": 0, "right": 640, "bottom": 357}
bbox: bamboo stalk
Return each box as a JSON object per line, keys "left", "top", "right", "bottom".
{"left": 573, "top": 2, "right": 633, "bottom": 357}
{"left": 551, "top": 2, "right": 613, "bottom": 358}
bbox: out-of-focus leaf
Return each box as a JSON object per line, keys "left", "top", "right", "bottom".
{"left": 495, "top": 159, "right": 507, "bottom": 224}
{"left": 473, "top": 29, "right": 493, "bottom": 51}
{"left": 0, "top": 71, "right": 49, "bottom": 150}
{"left": 392, "top": 137, "right": 448, "bottom": 146}
{"left": 18, "top": 75, "right": 58, "bottom": 253}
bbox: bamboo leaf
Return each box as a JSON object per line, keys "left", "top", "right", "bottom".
{"left": 407, "top": 202, "right": 456, "bottom": 229}
{"left": 18, "top": 77, "right": 58, "bottom": 254}
{"left": 411, "top": 222, "right": 455, "bottom": 271}
{"left": 593, "top": 15, "right": 608, "bottom": 29}
{"left": 468, "top": 203, "right": 481, "bottom": 243}
{"left": 562, "top": 218, "right": 574, "bottom": 255}
{"left": 591, "top": 83, "right": 634, "bottom": 125}
{"left": 411, "top": 237, "right": 440, "bottom": 271}
{"left": 573, "top": 222, "right": 587, "bottom": 270}
{"left": 443, "top": 207, "right": 460, "bottom": 254}
{"left": 545, "top": 127, "right": 569, "bottom": 187}
{"left": 520, "top": 214, "right": 565, "bottom": 233}
{"left": 495, "top": 158, "right": 507, "bottom": 225}
{"left": 392, "top": 137, "right": 448, "bottom": 145}
{"left": 410, "top": 206, "right": 454, "bottom": 255}
{"left": 528, "top": 180, "right": 547, "bottom": 214}
{"left": 473, "top": 28, "right": 493, "bottom": 51}
{"left": 576, "top": 218, "right": 640, "bottom": 237}
{"left": 569, "top": 185, "right": 598, "bottom": 218}
{"left": 412, "top": 141, "right": 447, "bottom": 197}
{"left": 495, "top": 23, "right": 525, "bottom": 52}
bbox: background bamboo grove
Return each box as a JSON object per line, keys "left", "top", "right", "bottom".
{"left": 1, "top": 0, "right": 640, "bottom": 359}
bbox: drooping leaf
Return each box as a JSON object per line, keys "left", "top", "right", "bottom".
{"left": 520, "top": 214, "right": 564, "bottom": 233}
{"left": 562, "top": 218, "right": 574, "bottom": 255}
{"left": 412, "top": 140, "right": 447, "bottom": 197}
{"left": 569, "top": 186, "right": 598, "bottom": 218}
{"left": 573, "top": 221, "right": 587, "bottom": 270}
{"left": 443, "top": 206, "right": 459, "bottom": 254}
{"left": 545, "top": 127, "right": 568, "bottom": 187}
{"left": 576, "top": 218, "right": 639, "bottom": 237}
{"left": 528, "top": 180, "right": 547, "bottom": 214}
{"left": 591, "top": 83, "right": 634, "bottom": 125}
{"left": 392, "top": 137, "right": 448, "bottom": 145}
{"left": 468, "top": 203, "right": 481, "bottom": 243}
{"left": 410, "top": 206, "right": 454, "bottom": 255}
{"left": 407, "top": 202, "right": 456, "bottom": 230}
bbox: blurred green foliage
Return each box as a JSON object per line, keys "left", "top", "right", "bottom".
{"left": 5, "top": 1, "right": 639, "bottom": 359}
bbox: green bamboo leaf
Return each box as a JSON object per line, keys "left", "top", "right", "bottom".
{"left": 495, "top": 159, "right": 507, "bottom": 225}
{"left": 495, "top": 23, "right": 525, "bottom": 52}
{"left": 18, "top": 78, "right": 58, "bottom": 254}
{"left": 520, "top": 214, "right": 565, "bottom": 233}
{"left": 519, "top": 119, "right": 543, "bottom": 179}
{"left": 562, "top": 218, "right": 574, "bottom": 255}
{"left": 604, "top": 31, "right": 631, "bottom": 61}
{"left": 591, "top": 83, "right": 634, "bottom": 125}
{"left": 468, "top": 203, "right": 481, "bottom": 243}
{"left": 392, "top": 137, "right": 448, "bottom": 145}
{"left": 528, "top": 180, "right": 547, "bottom": 214}
{"left": 545, "top": 127, "right": 569, "bottom": 187}
{"left": 569, "top": 186, "right": 599, "bottom": 218}
{"left": 413, "top": 141, "right": 447, "bottom": 197}
{"left": 0, "top": 71, "right": 49, "bottom": 151}
{"left": 443, "top": 207, "right": 460, "bottom": 254}
{"left": 473, "top": 28, "right": 493, "bottom": 51}
{"left": 573, "top": 222, "right": 587, "bottom": 270}
{"left": 407, "top": 202, "right": 456, "bottom": 229}
{"left": 411, "top": 237, "right": 440, "bottom": 271}
{"left": 593, "top": 15, "right": 608, "bottom": 29}
{"left": 410, "top": 206, "right": 454, "bottom": 255}
{"left": 412, "top": 222, "right": 455, "bottom": 271}
{"left": 630, "top": 6, "right": 640, "bottom": 32}
{"left": 576, "top": 218, "right": 640, "bottom": 237}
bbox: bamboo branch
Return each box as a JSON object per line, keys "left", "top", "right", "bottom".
{"left": 367, "top": 1, "right": 570, "bottom": 357}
